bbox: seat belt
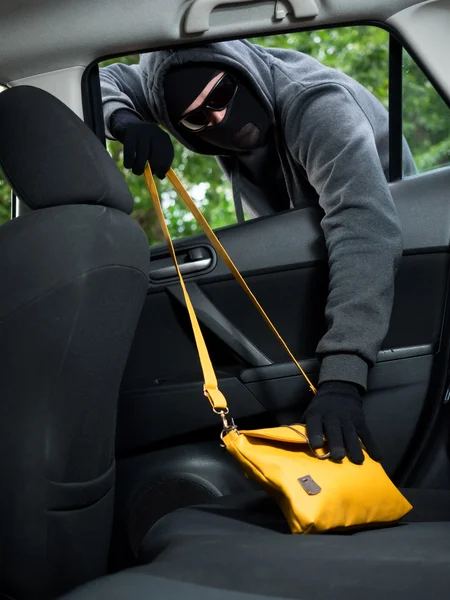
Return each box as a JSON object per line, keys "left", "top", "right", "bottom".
{"left": 231, "top": 168, "right": 245, "bottom": 224}
{"left": 143, "top": 164, "right": 317, "bottom": 397}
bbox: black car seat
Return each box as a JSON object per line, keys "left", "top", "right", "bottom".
{"left": 61, "top": 487, "right": 450, "bottom": 599}
{"left": 139, "top": 488, "right": 450, "bottom": 596}
{"left": 61, "top": 570, "right": 290, "bottom": 600}
{"left": 0, "top": 86, "right": 150, "bottom": 599}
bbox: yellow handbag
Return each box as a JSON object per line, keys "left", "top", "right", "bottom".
{"left": 144, "top": 165, "right": 413, "bottom": 534}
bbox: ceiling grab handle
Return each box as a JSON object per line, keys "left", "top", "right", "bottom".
{"left": 184, "top": 0, "right": 319, "bottom": 34}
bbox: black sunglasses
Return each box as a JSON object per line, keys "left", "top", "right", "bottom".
{"left": 178, "top": 73, "right": 238, "bottom": 132}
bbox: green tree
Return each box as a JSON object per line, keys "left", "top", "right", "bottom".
{"left": 402, "top": 52, "right": 450, "bottom": 171}
{"left": 107, "top": 136, "right": 234, "bottom": 245}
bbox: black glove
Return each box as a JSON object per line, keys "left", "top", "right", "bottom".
{"left": 110, "top": 109, "right": 174, "bottom": 178}
{"left": 304, "top": 381, "right": 381, "bottom": 464}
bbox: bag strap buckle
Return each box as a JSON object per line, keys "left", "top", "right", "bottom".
{"left": 213, "top": 407, "right": 237, "bottom": 440}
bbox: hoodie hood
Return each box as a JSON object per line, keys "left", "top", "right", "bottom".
{"left": 138, "top": 40, "right": 276, "bottom": 155}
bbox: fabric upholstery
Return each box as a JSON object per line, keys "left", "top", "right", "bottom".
{"left": 61, "top": 489, "right": 450, "bottom": 599}
{"left": 0, "top": 86, "right": 150, "bottom": 598}
{"left": 62, "top": 571, "right": 283, "bottom": 600}
{"left": 136, "top": 490, "right": 450, "bottom": 599}
{"left": 0, "top": 86, "right": 133, "bottom": 212}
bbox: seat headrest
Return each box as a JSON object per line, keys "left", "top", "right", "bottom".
{"left": 0, "top": 86, "right": 133, "bottom": 213}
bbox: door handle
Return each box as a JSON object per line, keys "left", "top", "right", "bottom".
{"left": 184, "top": 0, "right": 319, "bottom": 34}
{"left": 150, "top": 257, "right": 213, "bottom": 281}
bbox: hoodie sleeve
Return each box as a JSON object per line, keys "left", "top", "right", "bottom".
{"left": 285, "top": 82, "right": 403, "bottom": 391}
{"left": 100, "top": 62, "right": 156, "bottom": 138}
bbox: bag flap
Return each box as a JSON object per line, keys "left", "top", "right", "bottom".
{"left": 239, "top": 425, "right": 310, "bottom": 444}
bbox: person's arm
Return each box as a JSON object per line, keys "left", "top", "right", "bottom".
{"left": 100, "top": 62, "right": 155, "bottom": 138}
{"left": 286, "top": 82, "right": 403, "bottom": 391}
{"left": 100, "top": 61, "right": 174, "bottom": 177}
{"left": 285, "top": 82, "right": 402, "bottom": 463}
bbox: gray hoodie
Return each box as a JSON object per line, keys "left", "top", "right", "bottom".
{"left": 100, "top": 39, "right": 417, "bottom": 391}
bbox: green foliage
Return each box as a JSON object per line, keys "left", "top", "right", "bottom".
{"left": 107, "top": 135, "right": 233, "bottom": 245}
{"left": 253, "top": 27, "right": 391, "bottom": 107}
{"left": 402, "top": 52, "right": 450, "bottom": 171}
{"left": 1, "top": 27, "right": 449, "bottom": 240}
{"left": 0, "top": 177, "right": 10, "bottom": 222}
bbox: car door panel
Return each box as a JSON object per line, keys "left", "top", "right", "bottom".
{"left": 244, "top": 353, "right": 434, "bottom": 476}
{"left": 118, "top": 351, "right": 433, "bottom": 477}
{"left": 118, "top": 167, "right": 450, "bottom": 481}
{"left": 166, "top": 283, "right": 273, "bottom": 367}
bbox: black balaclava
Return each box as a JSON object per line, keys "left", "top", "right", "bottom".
{"left": 163, "top": 63, "right": 272, "bottom": 153}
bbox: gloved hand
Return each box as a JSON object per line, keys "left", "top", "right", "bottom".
{"left": 304, "top": 381, "right": 381, "bottom": 464}
{"left": 110, "top": 109, "right": 174, "bottom": 178}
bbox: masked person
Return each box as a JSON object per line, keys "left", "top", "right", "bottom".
{"left": 100, "top": 40, "right": 417, "bottom": 464}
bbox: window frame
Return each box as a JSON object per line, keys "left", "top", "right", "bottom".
{"left": 389, "top": 34, "right": 403, "bottom": 182}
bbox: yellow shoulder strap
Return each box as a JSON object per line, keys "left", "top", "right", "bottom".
{"left": 144, "top": 164, "right": 317, "bottom": 414}
{"left": 144, "top": 165, "right": 228, "bottom": 412}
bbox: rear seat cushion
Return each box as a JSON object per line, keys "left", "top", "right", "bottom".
{"left": 141, "top": 488, "right": 450, "bottom": 541}
{"left": 136, "top": 489, "right": 450, "bottom": 600}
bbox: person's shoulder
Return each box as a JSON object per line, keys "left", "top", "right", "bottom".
{"left": 271, "top": 49, "right": 335, "bottom": 82}
{"left": 281, "top": 78, "right": 362, "bottom": 129}
{"left": 272, "top": 53, "right": 361, "bottom": 116}
{"left": 281, "top": 80, "right": 379, "bottom": 155}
